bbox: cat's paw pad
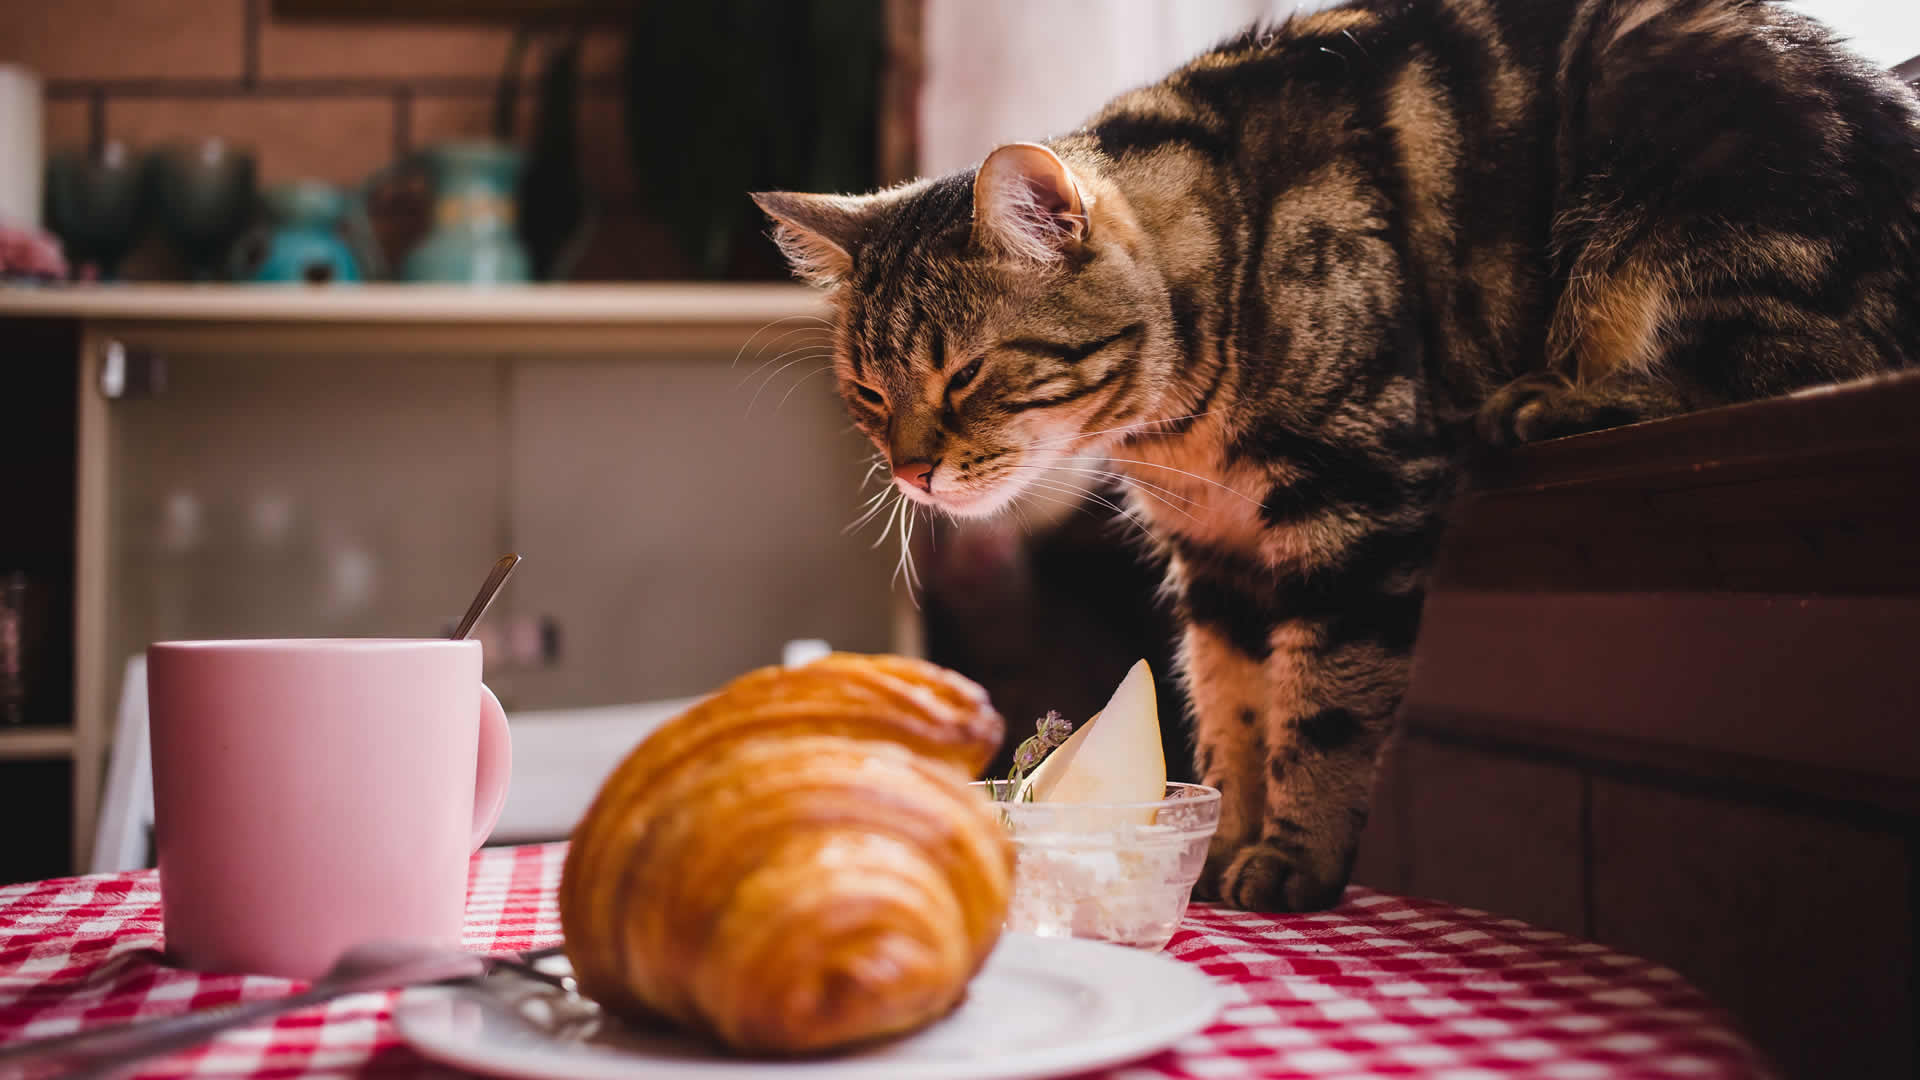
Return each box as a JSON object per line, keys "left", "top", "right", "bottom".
{"left": 1211, "top": 842, "right": 1348, "bottom": 912}
{"left": 1476, "top": 373, "right": 1572, "bottom": 448}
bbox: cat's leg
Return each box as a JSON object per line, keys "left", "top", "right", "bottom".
{"left": 1475, "top": 303, "right": 1900, "bottom": 447}
{"left": 1166, "top": 554, "right": 1273, "bottom": 902}
{"left": 1179, "top": 621, "right": 1270, "bottom": 902}
{"left": 1208, "top": 627, "right": 1407, "bottom": 911}
{"left": 1213, "top": 521, "right": 1438, "bottom": 912}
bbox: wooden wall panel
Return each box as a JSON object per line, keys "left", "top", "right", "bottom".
{"left": 1400, "top": 739, "right": 1587, "bottom": 937}
{"left": 1590, "top": 780, "right": 1912, "bottom": 1079}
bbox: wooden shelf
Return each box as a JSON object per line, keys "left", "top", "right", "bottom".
{"left": 0, "top": 283, "right": 824, "bottom": 326}
{"left": 272, "top": 0, "right": 623, "bottom": 21}
{"left": 0, "top": 729, "right": 77, "bottom": 760}
{"left": 0, "top": 282, "right": 832, "bottom": 354}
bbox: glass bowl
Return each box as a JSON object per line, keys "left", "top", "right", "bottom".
{"left": 971, "top": 781, "right": 1221, "bottom": 951}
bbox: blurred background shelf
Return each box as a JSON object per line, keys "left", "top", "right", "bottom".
{"left": 0, "top": 728, "right": 77, "bottom": 759}
{"left": 0, "top": 282, "right": 824, "bottom": 325}
{"left": 0, "top": 283, "right": 832, "bottom": 351}
{"left": 0, "top": 280, "right": 900, "bottom": 884}
{"left": 271, "top": 0, "right": 627, "bottom": 22}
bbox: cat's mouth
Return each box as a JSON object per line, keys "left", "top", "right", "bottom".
{"left": 888, "top": 444, "right": 1090, "bottom": 520}
{"left": 892, "top": 469, "right": 1026, "bottom": 519}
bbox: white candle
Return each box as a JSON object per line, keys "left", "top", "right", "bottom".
{"left": 0, "top": 63, "right": 43, "bottom": 229}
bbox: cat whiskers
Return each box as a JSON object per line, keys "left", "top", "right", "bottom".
{"left": 1008, "top": 482, "right": 1094, "bottom": 526}
{"left": 843, "top": 466, "right": 926, "bottom": 601}
{"left": 775, "top": 364, "right": 837, "bottom": 411}
{"left": 1004, "top": 463, "right": 1197, "bottom": 522}
{"left": 1015, "top": 474, "right": 1154, "bottom": 538}
{"left": 731, "top": 315, "right": 832, "bottom": 372}
{"left": 845, "top": 456, "right": 896, "bottom": 535}
{"left": 739, "top": 340, "right": 834, "bottom": 390}
{"left": 1027, "top": 409, "right": 1224, "bottom": 451}
{"left": 874, "top": 490, "right": 907, "bottom": 551}
{"left": 1100, "top": 456, "right": 1266, "bottom": 509}
{"left": 1005, "top": 502, "right": 1036, "bottom": 537}
{"left": 846, "top": 485, "right": 896, "bottom": 535}
{"left": 729, "top": 332, "right": 829, "bottom": 399}
{"left": 736, "top": 320, "right": 834, "bottom": 403}
{"left": 890, "top": 498, "right": 925, "bottom": 601}
{"left": 743, "top": 347, "right": 837, "bottom": 415}
{"left": 1028, "top": 462, "right": 1202, "bottom": 511}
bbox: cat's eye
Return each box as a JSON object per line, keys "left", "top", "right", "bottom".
{"left": 948, "top": 356, "right": 984, "bottom": 393}
{"left": 855, "top": 383, "right": 885, "bottom": 405}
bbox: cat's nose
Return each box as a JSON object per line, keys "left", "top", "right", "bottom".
{"left": 892, "top": 457, "right": 941, "bottom": 493}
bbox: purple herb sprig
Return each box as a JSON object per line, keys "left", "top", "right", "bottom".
{"left": 997, "top": 710, "right": 1075, "bottom": 801}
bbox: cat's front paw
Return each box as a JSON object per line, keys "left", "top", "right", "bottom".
{"left": 1476, "top": 373, "right": 1573, "bottom": 448}
{"left": 1197, "top": 841, "right": 1350, "bottom": 912}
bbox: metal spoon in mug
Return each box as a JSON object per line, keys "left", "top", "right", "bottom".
{"left": 452, "top": 553, "right": 521, "bottom": 641}
{"left": 0, "top": 942, "right": 568, "bottom": 1080}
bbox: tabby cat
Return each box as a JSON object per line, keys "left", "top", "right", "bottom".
{"left": 754, "top": 0, "right": 1920, "bottom": 911}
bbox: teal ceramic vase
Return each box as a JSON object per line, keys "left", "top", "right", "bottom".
{"left": 239, "top": 180, "right": 370, "bottom": 284}
{"left": 398, "top": 140, "right": 531, "bottom": 284}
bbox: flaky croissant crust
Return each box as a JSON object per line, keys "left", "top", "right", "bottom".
{"left": 559, "top": 653, "right": 1013, "bottom": 1055}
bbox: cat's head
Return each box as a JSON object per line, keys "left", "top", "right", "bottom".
{"left": 754, "top": 143, "right": 1175, "bottom": 519}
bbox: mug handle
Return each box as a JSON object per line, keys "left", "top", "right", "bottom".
{"left": 469, "top": 684, "right": 513, "bottom": 852}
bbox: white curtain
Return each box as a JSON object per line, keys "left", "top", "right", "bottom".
{"left": 918, "top": 0, "right": 1312, "bottom": 176}
{"left": 919, "top": 2, "right": 1917, "bottom": 180}
{"left": 1780, "top": 2, "right": 1920, "bottom": 70}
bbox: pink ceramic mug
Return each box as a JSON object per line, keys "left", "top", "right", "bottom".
{"left": 146, "top": 639, "right": 512, "bottom": 979}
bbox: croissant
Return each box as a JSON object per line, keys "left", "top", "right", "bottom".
{"left": 558, "top": 652, "right": 1014, "bottom": 1055}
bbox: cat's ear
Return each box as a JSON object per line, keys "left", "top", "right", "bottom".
{"left": 972, "top": 142, "right": 1089, "bottom": 263}
{"left": 751, "top": 191, "right": 877, "bottom": 287}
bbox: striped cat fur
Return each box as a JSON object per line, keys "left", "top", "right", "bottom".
{"left": 754, "top": 0, "right": 1920, "bottom": 910}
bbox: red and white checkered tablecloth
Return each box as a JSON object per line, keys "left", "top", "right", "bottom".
{"left": 0, "top": 843, "right": 1776, "bottom": 1079}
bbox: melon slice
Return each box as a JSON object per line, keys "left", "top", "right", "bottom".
{"left": 1017, "top": 659, "right": 1166, "bottom": 813}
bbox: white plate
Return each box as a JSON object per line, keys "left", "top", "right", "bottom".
{"left": 394, "top": 934, "right": 1221, "bottom": 1080}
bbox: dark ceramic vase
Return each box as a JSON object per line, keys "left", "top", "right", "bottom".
{"left": 150, "top": 138, "right": 258, "bottom": 281}
{"left": 43, "top": 141, "right": 147, "bottom": 280}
